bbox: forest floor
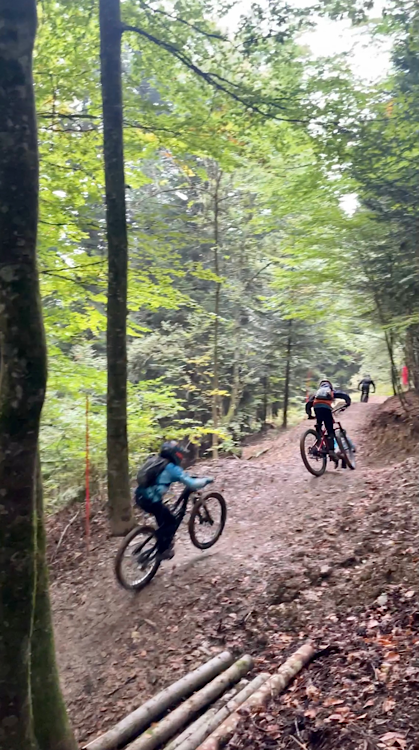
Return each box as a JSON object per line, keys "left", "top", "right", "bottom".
{"left": 48, "top": 395, "right": 419, "bottom": 749}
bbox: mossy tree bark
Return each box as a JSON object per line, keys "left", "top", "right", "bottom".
{"left": 31, "top": 460, "right": 77, "bottom": 750}
{"left": 99, "top": 0, "right": 134, "bottom": 535}
{"left": 211, "top": 170, "right": 222, "bottom": 459}
{"left": 0, "top": 1, "right": 45, "bottom": 747}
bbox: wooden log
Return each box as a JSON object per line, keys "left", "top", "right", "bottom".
{"left": 164, "top": 680, "right": 250, "bottom": 750}
{"left": 164, "top": 709, "right": 218, "bottom": 750}
{"left": 84, "top": 651, "right": 233, "bottom": 750}
{"left": 126, "top": 655, "right": 253, "bottom": 750}
{"left": 174, "top": 673, "right": 270, "bottom": 750}
{"left": 197, "top": 642, "right": 316, "bottom": 750}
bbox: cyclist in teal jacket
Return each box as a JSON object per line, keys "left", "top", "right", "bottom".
{"left": 135, "top": 441, "right": 213, "bottom": 560}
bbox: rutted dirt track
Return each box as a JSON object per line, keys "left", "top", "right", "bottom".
{"left": 50, "top": 398, "right": 419, "bottom": 745}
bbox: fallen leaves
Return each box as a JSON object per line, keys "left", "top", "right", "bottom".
{"left": 382, "top": 698, "right": 396, "bottom": 712}
{"left": 378, "top": 731, "right": 407, "bottom": 748}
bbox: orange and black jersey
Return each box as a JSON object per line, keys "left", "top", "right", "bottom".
{"left": 305, "top": 390, "right": 351, "bottom": 416}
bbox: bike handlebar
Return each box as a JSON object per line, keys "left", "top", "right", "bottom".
{"left": 332, "top": 405, "right": 348, "bottom": 415}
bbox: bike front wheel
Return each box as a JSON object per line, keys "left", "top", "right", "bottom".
{"left": 300, "top": 428, "right": 327, "bottom": 477}
{"left": 335, "top": 429, "right": 356, "bottom": 470}
{"left": 114, "top": 525, "right": 160, "bottom": 592}
{"left": 188, "top": 491, "right": 227, "bottom": 550}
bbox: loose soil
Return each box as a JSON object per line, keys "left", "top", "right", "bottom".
{"left": 48, "top": 397, "right": 419, "bottom": 748}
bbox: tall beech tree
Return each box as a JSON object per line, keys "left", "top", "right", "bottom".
{"left": 0, "top": 1, "right": 76, "bottom": 747}
{"left": 99, "top": 0, "right": 134, "bottom": 535}
{"left": 0, "top": 1, "right": 46, "bottom": 745}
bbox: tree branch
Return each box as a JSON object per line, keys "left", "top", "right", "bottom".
{"left": 135, "top": 0, "right": 227, "bottom": 41}
{"left": 122, "top": 24, "right": 308, "bottom": 124}
{"left": 38, "top": 111, "right": 100, "bottom": 120}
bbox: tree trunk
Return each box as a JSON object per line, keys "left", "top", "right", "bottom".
{"left": 99, "top": 0, "right": 133, "bottom": 534}
{"left": 31, "top": 460, "right": 77, "bottom": 750}
{"left": 406, "top": 324, "right": 419, "bottom": 394}
{"left": 211, "top": 171, "right": 222, "bottom": 459}
{"left": 383, "top": 329, "right": 400, "bottom": 397}
{"left": 224, "top": 359, "right": 240, "bottom": 425}
{"left": 282, "top": 319, "right": 293, "bottom": 428}
{"left": 0, "top": 2, "right": 45, "bottom": 747}
{"left": 223, "top": 314, "right": 242, "bottom": 426}
{"left": 261, "top": 375, "right": 269, "bottom": 429}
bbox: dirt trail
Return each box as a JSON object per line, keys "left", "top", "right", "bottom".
{"left": 51, "top": 397, "right": 400, "bottom": 743}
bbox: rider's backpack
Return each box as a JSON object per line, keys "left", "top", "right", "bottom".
{"left": 136, "top": 455, "right": 169, "bottom": 489}
{"left": 315, "top": 385, "right": 334, "bottom": 401}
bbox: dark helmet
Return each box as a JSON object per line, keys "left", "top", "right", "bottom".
{"left": 319, "top": 378, "right": 333, "bottom": 390}
{"left": 160, "top": 440, "right": 186, "bottom": 465}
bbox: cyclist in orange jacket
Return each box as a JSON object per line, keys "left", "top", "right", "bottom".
{"left": 306, "top": 379, "right": 351, "bottom": 464}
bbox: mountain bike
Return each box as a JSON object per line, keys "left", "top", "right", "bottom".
{"left": 360, "top": 390, "right": 369, "bottom": 402}
{"left": 115, "top": 486, "right": 227, "bottom": 592}
{"left": 300, "top": 405, "right": 356, "bottom": 477}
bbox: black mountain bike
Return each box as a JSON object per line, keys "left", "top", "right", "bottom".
{"left": 115, "top": 487, "right": 227, "bottom": 591}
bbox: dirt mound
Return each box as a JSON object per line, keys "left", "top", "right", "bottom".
{"left": 363, "top": 391, "right": 419, "bottom": 465}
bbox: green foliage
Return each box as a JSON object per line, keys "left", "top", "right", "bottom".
{"left": 34, "top": 0, "right": 418, "bottom": 505}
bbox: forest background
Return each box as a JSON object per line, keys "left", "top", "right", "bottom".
{"left": 34, "top": 0, "right": 419, "bottom": 508}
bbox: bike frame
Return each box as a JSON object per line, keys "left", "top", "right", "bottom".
{"left": 167, "top": 486, "right": 196, "bottom": 533}
{"left": 315, "top": 405, "right": 347, "bottom": 453}
{"left": 135, "top": 486, "right": 206, "bottom": 564}
{"left": 133, "top": 488, "right": 195, "bottom": 562}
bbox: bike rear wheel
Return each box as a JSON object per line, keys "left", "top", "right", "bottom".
{"left": 188, "top": 491, "right": 227, "bottom": 550}
{"left": 335, "top": 429, "right": 356, "bottom": 470}
{"left": 114, "top": 525, "right": 160, "bottom": 591}
{"left": 300, "top": 428, "right": 327, "bottom": 477}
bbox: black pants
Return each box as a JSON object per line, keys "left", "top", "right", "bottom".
{"left": 314, "top": 405, "right": 335, "bottom": 452}
{"left": 137, "top": 495, "right": 177, "bottom": 552}
{"left": 361, "top": 388, "right": 369, "bottom": 402}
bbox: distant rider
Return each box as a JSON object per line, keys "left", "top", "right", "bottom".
{"left": 358, "top": 375, "right": 376, "bottom": 402}
{"left": 306, "top": 379, "right": 351, "bottom": 466}
{"left": 135, "top": 440, "right": 213, "bottom": 561}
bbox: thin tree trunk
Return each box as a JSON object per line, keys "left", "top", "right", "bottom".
{"left": 99, "top": 0, "right": 133, "bottom": 535}
{"left": 224, "top": 360, "right": 240, "bottom": 424}
{"left": 224, "top": 319, "right": 241, "bottom": 425}
{"left": 212, "top": 171, "right": 222, "bottom": 459}
{"left": 31, "top": 460, "right": 77, "bottom": 750}
{"left": 406, "top": 325, "right": 419, "bottom": 394}
{"left": 261, "top": 375, "right": 269, "bottom": 429}
{"left": 282, "top": 319, "right": 293, "bottom": 428}
{"left": 384, "top": 329, "right": 399, "bottom": 396}
{"left": 0, "top": 2, "right": 45, "bottom": 747}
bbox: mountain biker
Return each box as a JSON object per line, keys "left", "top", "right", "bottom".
{"left": 135, "top": 440, "right": 214, "bottom": 561}
{"left": 305, "top": 379, "right": 351, "bottom": 466}
{"left": 358, "top": 374, "right": 376, "bottom": 401}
